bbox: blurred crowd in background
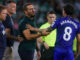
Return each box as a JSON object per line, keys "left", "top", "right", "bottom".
{"left": 0, "top": 0, "right": 80, "bottom": 35}
{"left": 0, "top": 0, "right": 80, "bottom": 60}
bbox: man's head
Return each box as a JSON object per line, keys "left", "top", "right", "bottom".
{"left": 63, "top": 4, "right": 74, "bottom": 17}
{"left": 23, "top": 3, "right": 35, "bottom": 18}
{"left": 6, "top": 1, "right": 16, "bottom": 15}
{"left": 0, "top": 5, "right": 7, "bottom": 21}
{"left": 47, "top": 11, "right": 56, "bottom": 24}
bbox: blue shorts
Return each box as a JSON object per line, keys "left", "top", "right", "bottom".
{"left": 53, "top": 47, "right": 74, "bottom": 60}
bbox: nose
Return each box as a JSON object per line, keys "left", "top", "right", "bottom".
{"left": 32, "top": 9, "right": 35, "bottom": 12}
{"left": 50, "top": 17, "right": 54, "bottom": 20}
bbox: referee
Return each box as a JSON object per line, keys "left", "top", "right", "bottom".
{"left": 37, "top": 11, "right": 57, "bottom": 60}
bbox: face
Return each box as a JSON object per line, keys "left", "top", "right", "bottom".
{"left": 7, "top": 3, "right": 16, "bottom": 14}
{"left": 0, "top": 9, "right": 7, "bottom": 21}
{"left": 47, "top": 14, "right": 56, "bottom": 24}
{"left": 26, "top": 5, "right": 35, "bottom": 17}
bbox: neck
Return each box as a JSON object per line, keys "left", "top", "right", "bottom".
{"left": 25, "top": 14, "right": 33, "bottom": 20}
{"left": 8, "top": 12, "right": 12, "bottom": 16}
{"left": 63, "top": 13, "right": 67, "bottom": 17}
{"left": 64, "top": 15, "right": 67, "bottom": 17}
{"left": 48, "top": 21, "right": 52, "bottom": 24}
{"left": 0, "top": 20, "right": 2, "bottom": 23}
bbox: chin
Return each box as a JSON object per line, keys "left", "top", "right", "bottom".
{"left": 3, "top": 19, "right": 6, "bottom": 21}
{"left": 31, "top": 15, "right": 35, "bottom": 17}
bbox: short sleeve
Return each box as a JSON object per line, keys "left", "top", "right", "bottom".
{"left": 40, "top": 25, "right": 45, "bottom": 29}
{"left": 50, "top": 19, "right": 60, "bottom": 30}
{"left": 19, "top": 22, "right": 27, "bottom": 32}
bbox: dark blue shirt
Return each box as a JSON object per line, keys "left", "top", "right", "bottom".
{"left": 2, "top": 15, "right": 15, "bottom": 47}
{"left": 51, "top": 17, "right": 80, "bottom": 50}
{"left": 0, "top": 22, "right": 6, "bottom": 49}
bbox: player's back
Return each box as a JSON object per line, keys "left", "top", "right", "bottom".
{"left": 54, "top": 17, "right": 80, "bottom": 50}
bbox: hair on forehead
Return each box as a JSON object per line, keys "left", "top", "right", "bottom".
{"left": 0, "top": 5, "right": 6, "bottom": 13}
{"left": 23, "top": 3, "right": 33, "bottom": 10}
{"left": 47, "top": 10, "right": 56, "bottom": 16}
{"left": 5, "top": 0, "right": 16, "bottom": 6}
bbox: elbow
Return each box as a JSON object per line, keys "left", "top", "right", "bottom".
{"left": 25, "top": 36, "right": 32, "bottom": 40}
{"left": 6, "top": 33, "right": 10, "bottom": 38}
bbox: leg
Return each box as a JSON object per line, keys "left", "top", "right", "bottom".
{"left": 18, "top": 49, "right": 34, "bottom": 60}
{"left": 77, "top": 54, "right": 80, "bottom": 60}
{"left": 46, "top": 47, "right": 54, "bottom": 60}
{"left": 53, "top": 48, "right": 63, "bottom": 60}
{"left": 64, "top": 50, "right": 74, "bottom": 60}
{"left": 0, "top": 49, "right": 5, "bottom": 60}
{"left": 2, "top": 47, "right": 14, "bottom": 60}
{"left": 40, "top": 46, "right": 46, "bottom": 60}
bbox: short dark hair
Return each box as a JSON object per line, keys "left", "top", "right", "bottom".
{"left": 23, "top": 3, "right": 33, "bottom": 11}
{"left": 0, "top": 5, "right": 6, "bottom": 13}
{"left": 47, "top": 10, "right": 56, "bottom": 16}
{"left": 63, "top": 4, "right": 74, "bottom": 16}
{"left": 5, "top": 0, "right": 16, "bottom": 5}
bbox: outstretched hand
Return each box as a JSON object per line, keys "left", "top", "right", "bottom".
{"left": 26, "top": 24, "right": 50, "bottom": 36}
{"left": 43, "top": 42, "right": 49, "bottom": 50}
{"left": 17, "top": 35, "right": 23, "bottom": 42}
{"left": 41, "top": 29, "right": 50, "bottom": 36}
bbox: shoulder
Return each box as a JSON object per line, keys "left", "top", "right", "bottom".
{"left": 2, "top": 15, "right": 12, "bottom": 27}
{"left": 5, "top": 15, "right": 11, "bottom": 22}
{"left": 3, "top": 15, "right": 10, "bottom": 23}
{"left": 19, "top": 19, "right": 25, "bottom": 27}
{"left": 72, "top": 18, "right": 80, "bottom": 27}
{"left": 40, "top": 22, "right": 49, "bottom": 29}
{"left": 58, "top": 17, "right": 66, "bottom": 21}
{"left": 73, "top": 18, "right": 80, "bottom": 23}
{"left": 0, "top": 23, "right": 4, "bottom": 30}
{"left": 19, "top": 18, "right": 27, "bottom": 30}
{"left": 55, "top": 17, "right": 63, "bottom": 22}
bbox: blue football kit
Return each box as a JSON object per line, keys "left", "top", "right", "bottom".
{"left": 50, "top": 17, "right": 80, "bottom": 60}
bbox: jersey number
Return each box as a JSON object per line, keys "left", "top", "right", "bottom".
{"left": 63, "top": 27, "right": 72, "bottom": 41}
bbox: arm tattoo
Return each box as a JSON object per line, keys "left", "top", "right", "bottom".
{"left": 47, "top": 26, "right": 53, "bottom": 32}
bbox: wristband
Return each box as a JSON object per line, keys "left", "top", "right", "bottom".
{"left": 42, "top": 41, "right": 45, "bottom": 45}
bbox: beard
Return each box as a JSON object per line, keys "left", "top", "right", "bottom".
{"left": 9, "top": 11, "right": 16, "bottom": 15}
{"left": 29, "top": 14, "right": 35, "bottom": 18}
{"left": 31, "top": 15, "right": 35, "bottom": 17}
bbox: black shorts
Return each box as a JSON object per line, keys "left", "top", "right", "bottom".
{"left": 18, "top": 49, "right": 34, "bottom": 60}
{"left": 40, "top": 46, "right": 54, "bottom": 60}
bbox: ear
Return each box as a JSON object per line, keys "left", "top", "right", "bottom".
{"left": 24, "top": 10, "right": 27, "bottom": 14}
{"left": 6, "top": 6, "right": 9, "bottom": 9}
{"left": 47, "top": 15, "right": 49, "bottom": 19}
